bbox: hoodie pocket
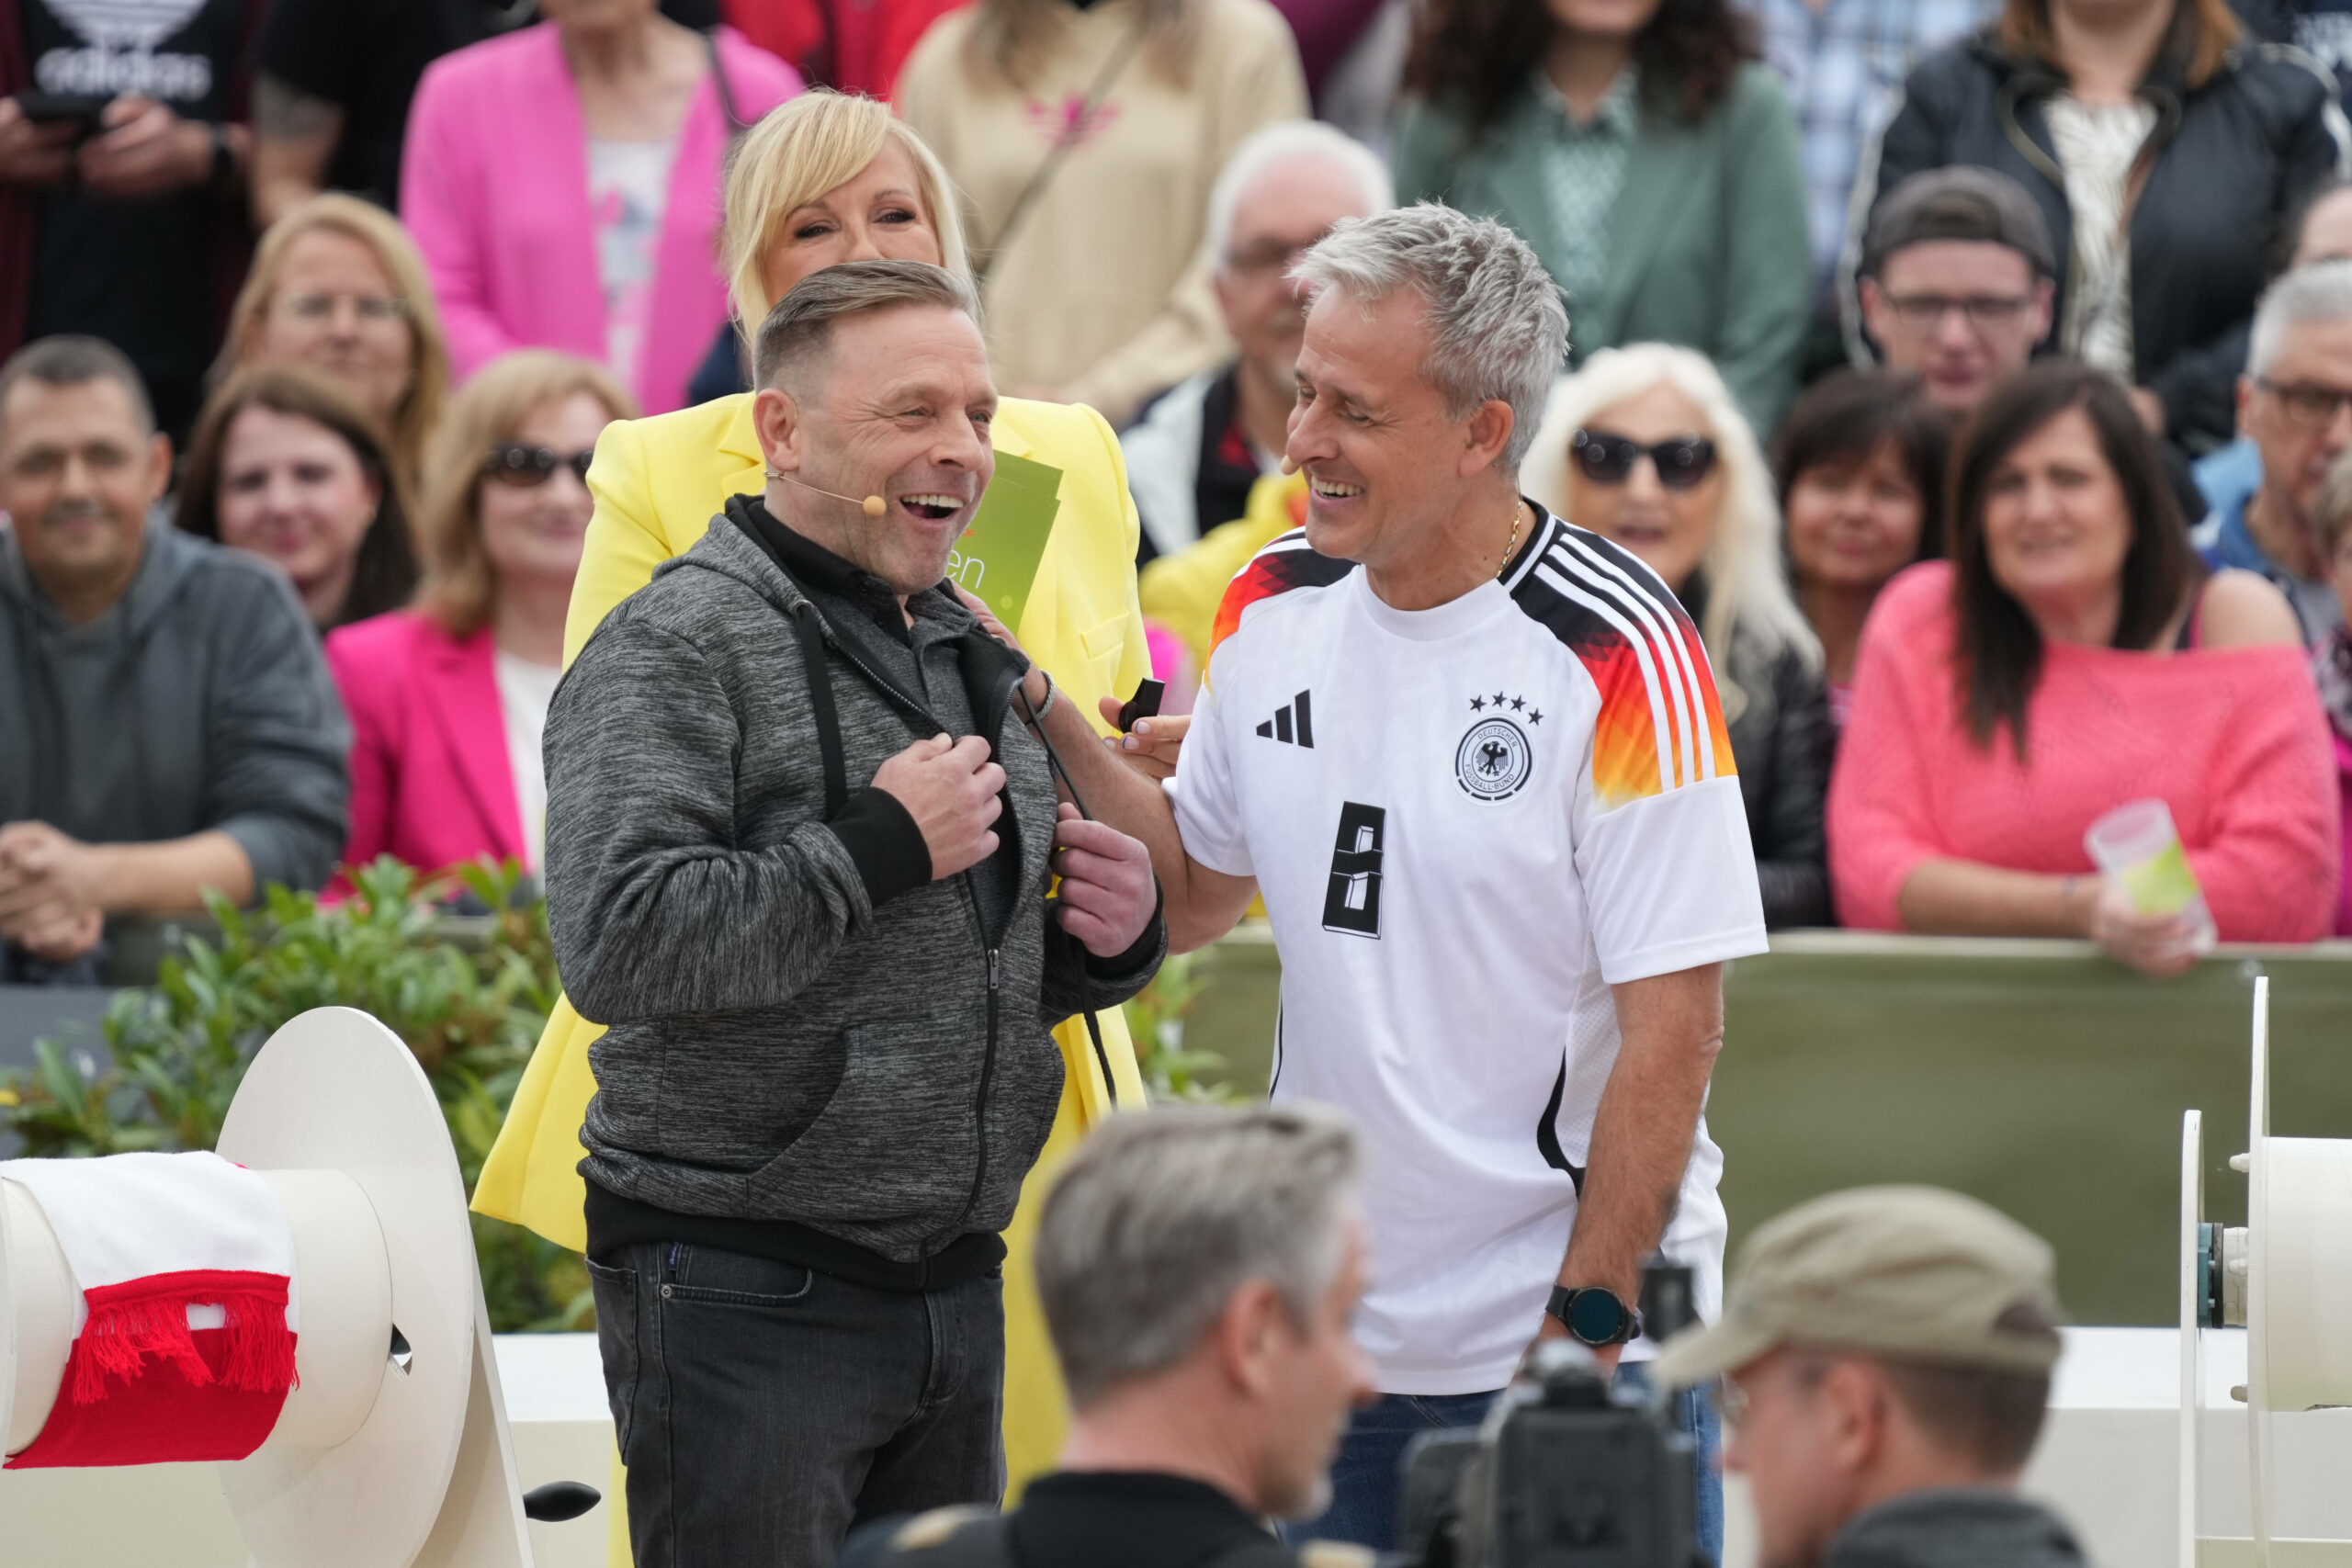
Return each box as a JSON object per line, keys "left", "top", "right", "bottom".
{"left": 750, "top": 1017, "right": 981, "bottom": 1224}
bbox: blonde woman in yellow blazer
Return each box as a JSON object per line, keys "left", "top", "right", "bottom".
{"left": 472, "top": 90, "right": 1150, "bottom": 1504}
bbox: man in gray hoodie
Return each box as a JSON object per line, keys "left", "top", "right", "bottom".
{"left": 0, "top": 335, "right": 348, "bottom": 982}
{"left": 546, "top": 260, "right": 1164, "bottom": 1568}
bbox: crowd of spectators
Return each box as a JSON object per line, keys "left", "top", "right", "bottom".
{"left": 5, "top": 0, "right": 2352, "bottom": 983}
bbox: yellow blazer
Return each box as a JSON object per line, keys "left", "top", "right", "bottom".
{"left": 474, "top": 390, "right": 1152, "bottom": 1494}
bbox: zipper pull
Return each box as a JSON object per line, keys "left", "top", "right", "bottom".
{"left": 988, "top": 949, "right": 1001, "bottom": 990}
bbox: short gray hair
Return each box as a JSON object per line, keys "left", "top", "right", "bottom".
{"left": 752, "top": 259, "right": 979, "bottom": 390}
{"left": 2249, "top": 258, "right": 2352, "bottom": 380}
{"left": 1204, "top": 120, "right": 1393, "bottom": 269}
{"left": 1035, "top": 1104, "right": 1359, "bottom": 1409}
{"left": 1293, "top": 203, "right": 1567, "bottom": 470}
{"left": 0, "top": 334, "right": 153, "bottom": 439}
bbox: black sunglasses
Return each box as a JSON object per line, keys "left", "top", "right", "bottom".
{"left": 482, "top": 442, "right": 594, "bottom": 488}
{"left": 1572, "top": 429, "right": 1719, "bottom": 491}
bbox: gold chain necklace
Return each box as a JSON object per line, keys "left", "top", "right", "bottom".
{"left": 1496, "top": 502, "right": 1524, "bottom": 581}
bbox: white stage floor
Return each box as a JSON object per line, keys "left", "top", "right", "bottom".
{"left": 6, "top": 1327, "right": 2349, "bottom": 1566}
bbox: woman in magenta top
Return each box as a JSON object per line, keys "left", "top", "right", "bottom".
{"left": 326, "top": 352, "right": 638, "bottom": 886}
{"left": 401, "top": 0, "right": 798, "bottom": 416}
{"left": 1828, "top": 361, "right": 2339, "bottom": 974}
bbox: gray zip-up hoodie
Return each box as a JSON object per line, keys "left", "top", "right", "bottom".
{"left": 546, "top": 509, "right": 1162, "bottom": 1264}
{"left": 0, "top": 515, "right": 348, "bottom": 897}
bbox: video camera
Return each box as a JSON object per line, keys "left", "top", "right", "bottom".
{"left": 1387, "top": 1260, "right": 1709, "bottom": 1568}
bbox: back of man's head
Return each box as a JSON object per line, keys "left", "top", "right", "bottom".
{"left": 1036, "top": 1103, "right": 1359, "bottom": 1405}
{"left": 0, "top": 335, "right": 154, "bottom": 449}
{"left": 1658, "top": 1187, "right": 2068, "bottom": 1568}
{"left": 1035, "top": 1104, "right": 1369, "bottom": 1518}
{"left": 751, "top": 258, "right": 980, "bottom": 395}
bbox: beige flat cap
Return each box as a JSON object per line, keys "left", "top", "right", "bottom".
{"left": 1653, "top": 1185, "right": 2064, "bottom": 1389}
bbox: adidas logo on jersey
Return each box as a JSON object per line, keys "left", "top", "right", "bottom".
{"left": 1254, "top": 690, "right": 1316, "bottom": 747}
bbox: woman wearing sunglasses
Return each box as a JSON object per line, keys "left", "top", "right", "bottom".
{"left": 1525, "top": 343, "right": 1833, "bottom": 927}
{"left": 323, "top": 351, "right": 639, "bottom": 886}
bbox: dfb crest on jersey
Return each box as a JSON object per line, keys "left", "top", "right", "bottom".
{"left": 1455, "top": 714, "right": 1532, "bottom": 800}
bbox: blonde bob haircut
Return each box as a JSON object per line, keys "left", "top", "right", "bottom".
{"left": 1522, "top": 344, "right": 1820, "bottom": 715}
{"left": 219, "top": 193, "right": 451, "bottom": 490}
{"left": 720, "top": 90, "right": 970, "bottom": 335}
{"left": 413, "top": 350, "right": 639, "bottom": 640}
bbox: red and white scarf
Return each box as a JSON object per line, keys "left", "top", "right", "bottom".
{"left": 2, "top": 1151, "right": 300, "bottom": 1468}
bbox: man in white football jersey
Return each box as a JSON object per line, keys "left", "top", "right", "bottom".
{"left": 1014, "top": 204, "right": 1768, "bottom": 1556}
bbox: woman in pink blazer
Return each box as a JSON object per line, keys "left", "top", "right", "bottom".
{"left": 400, "top": 2, "right": 798, "bottom": 417}
{"left": 326, "top": 353, "right": 639, "bottom": 886}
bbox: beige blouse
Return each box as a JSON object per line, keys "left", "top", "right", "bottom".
{"left": 896, "top": 0, "right": 1308, "bottom": 424}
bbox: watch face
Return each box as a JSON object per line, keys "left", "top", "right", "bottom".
{"left": 1566, "top": 1289, "right": 1627, "bottom": 1345}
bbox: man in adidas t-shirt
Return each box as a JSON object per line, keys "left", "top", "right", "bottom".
{"left": 1021, "top": 205, "right": 1768, "bottom": 1556}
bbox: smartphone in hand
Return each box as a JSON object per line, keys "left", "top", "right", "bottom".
{"left": 14, "top": 92, "right": 110, "bottom": 137}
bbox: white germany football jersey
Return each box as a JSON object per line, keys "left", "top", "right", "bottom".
{"left": 1172, "top": 506, "right": 1769, "bottom": 1393}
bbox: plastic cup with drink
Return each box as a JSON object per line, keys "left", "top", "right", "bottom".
{"left": 2082, "top": 798, "right": 2219, "bottom": 957}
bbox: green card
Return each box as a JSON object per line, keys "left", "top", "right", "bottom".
{"left": 945, "top": 451, "right": 1061, "bottom": 633}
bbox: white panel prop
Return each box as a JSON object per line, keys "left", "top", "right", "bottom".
{"left": 0, "top": 1006, "right": 569, "bottom": 1568}
{"left": 2180, "top": 977, "right": 2352, "bottom": 1568}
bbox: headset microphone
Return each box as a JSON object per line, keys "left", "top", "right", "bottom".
{"left": 1279, "top": 455, "right": 1300, "bottom": 476}
{"left": 767, "top": 468, "right": 887, "bottom": 517}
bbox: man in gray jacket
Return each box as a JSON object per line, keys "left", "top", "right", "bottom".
{"left": 0, "top": 335, "right": 348, "bottom": 982}
{"left": 546, "top": 260, "right": 1165, "bottom": 1568}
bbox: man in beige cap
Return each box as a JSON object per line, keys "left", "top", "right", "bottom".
{"left": 1655, "top": 1186, "right": 2091, "bottom": 1568}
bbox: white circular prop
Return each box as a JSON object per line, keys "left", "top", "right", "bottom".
{"left": 0, "top": 1178, "right": 74, "bottom": 1454}
{"left": 0, "top": 1166, "right": 12, "bottom": 1459}
{"left": 213, "top": 1007, "right": 480, "bottom": 1568}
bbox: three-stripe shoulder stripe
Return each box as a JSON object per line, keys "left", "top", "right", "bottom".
{"left": 1513, "top": 521, "right": 1725, "bottom": 798}
{"left": 1210, "top": 529, "right": 1357, "bottom": 661}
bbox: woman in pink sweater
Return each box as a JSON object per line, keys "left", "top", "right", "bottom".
{"left": 1828, "top": 362, "right": 2340, "bottom": 974}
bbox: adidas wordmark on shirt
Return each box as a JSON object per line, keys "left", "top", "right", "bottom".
{"left": 1172, "top": 506, "right": 1769, "bottom": 1393}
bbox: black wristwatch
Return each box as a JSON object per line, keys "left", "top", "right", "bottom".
{"left": 1548, "top": 1284, "right": 1643, "bottom": 1346}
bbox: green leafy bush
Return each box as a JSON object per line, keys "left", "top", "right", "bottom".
{"left": 1123, "top": 951, "right": 1242, "bottom": 1104}
{"left": 0, "top": 859, "right": 590, "bottom": 1333}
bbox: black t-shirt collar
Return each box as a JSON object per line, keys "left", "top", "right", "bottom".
{"left": 739, "top": 493, "right": 915, "bottom": 644}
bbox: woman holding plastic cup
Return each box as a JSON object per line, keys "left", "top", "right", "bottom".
{"left": 1828, "top": 360, "right": 2340, "bottom": 973}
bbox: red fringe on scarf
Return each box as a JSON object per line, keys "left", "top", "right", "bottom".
{"left": 71, "top": 1270, "right": 299, "bottom": 1404}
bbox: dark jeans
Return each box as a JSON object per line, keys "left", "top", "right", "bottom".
{"left": 1284, "top": 1363, "right": 1724, "bottom": 1563}
{"left": 587, "top": 1239, "right": 1004, "bottom": 1568}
